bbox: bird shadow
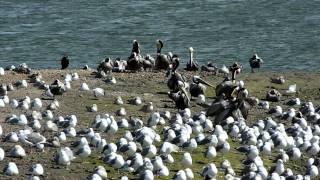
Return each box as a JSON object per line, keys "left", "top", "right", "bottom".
{"left": 161, "top": 100, "right": 172, "bottom": 103}
{"left": 196, "top": 161, "right": 206, "bottom": 165}
{"left": 41, "top": 97, "right": 54, "bottom": 101}
{"left": 197, "top": 103, "right": 210, "bottom": 108}
{"left": 156, "top": 92, "right": 168, "bottom": 95}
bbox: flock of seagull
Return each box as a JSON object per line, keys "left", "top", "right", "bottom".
{"left": 0, "top": 40, "right": 319, "bottom": 180}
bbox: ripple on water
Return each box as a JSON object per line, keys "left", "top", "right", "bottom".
{"left": 0, "top": 0, "right": 319, "bottom": 70}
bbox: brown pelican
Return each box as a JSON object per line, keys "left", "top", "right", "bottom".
{"left": 215, "top": 77, "right": 238, "bottom": 99}
{"left": 127, "top": 52, "right": 143, "bottom": 71}
{"left": 229, "top": 62, "right": 241, "bottom": 82}
{"left": 271, "top": 76, "right": 285, "bottom": 84}
{"left": 166, "top": 55, "right": 188, "bottom": 92}
{"left": 168, "top": 81, "right": 190, "bottom": 109}
{"left": 266, "top": 89, "right": 281, "bottom": 102}
{"left": 249, "top": 54, "right": 263, "bottom": 73}
{"left": 189, "top": 76, "right": 213, "bottom": 98}
{"left": 15, "top": 63, "right": 31, "bottom": 74}
{"left": 185, "top": 47, "right": 199, "bottom": 71}
{"left": 206, "top": 97, "right": 234, "bottom": 123}
{"left": 201, "top": 62, "right": 218, "bottom": 73}
{"left": 97, "top": 57, "right": 114, "bottom": 73}
{"left": 61, "top": 56, "right": 69, "bottom": 70}
{"left": 207, "top": 92, "right": 252, "bottom": 123}
{"left": 142, "top": 54, "right": 155, "bottom": 71}
{"left": 131, "top": 40, "right": 140, "bottom": 56}
{"left": 155, "top": 40, "right": 172, "bottom": 70}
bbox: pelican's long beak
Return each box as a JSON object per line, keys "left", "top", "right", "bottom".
{"left": 198, "top": 78, "right": 214, "bottom": 87}
{"left": 259, "top": 58, "right": 264, "bottom": 63}
{"left": 230, "top": 86, "right": 239, "bottom": 99}
{"left": 156, "top": 42, "right": 161, "bottom": 50}
{"left": 156, "top": 40, "right": 163, "bottom": 53}
{"left": 180, "top": 86, "right": 190, "bottom": 102}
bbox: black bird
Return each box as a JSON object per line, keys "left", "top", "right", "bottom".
{"left": 249, "top": 54, "right": 263, "bottom": 73}
{"left": 155, "top": 40, "right": 172, "bottom": 70}
{"left": 185, "top": 47, "right": 199, "bottom": 71}
{"left": 61, "top": 56, "right": 70, "bottom": 70}
{"left": 189, "top": 76, "right": 213, "bottom": 98}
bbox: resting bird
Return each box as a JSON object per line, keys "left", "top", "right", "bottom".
{"left": 185, "top": 47, "right": 199, "bottom": 71}
{"left": 215, "top": 77, "right": 238, "bottom": 99}
{"left": 127, "top": 52, "right": 143, "bottom": 71}
{"left": 126, "top": 40, "right": 144, "bottom": 71}
{"left": 168, "top": 81, "right": 190, "bottom": 109}
{"left": 142, "top": 54, "right": 155, "bottom": 70}
{"left": 249, "top": 53, "right": 263, "bottom": 73}
{"left": 61, "top": 55, "right": 69, "bottom": 70}
{"left": 207, "top": 80, "right": 253, "bottom": 122}
{"left": 189, "top": 76, "right": 213, "bottom": 98}
{"left": 97, "top": 57, "right": 114, "bottom": 73}
{"left": 50, "top": 79, "right": 66, "bottom": 95}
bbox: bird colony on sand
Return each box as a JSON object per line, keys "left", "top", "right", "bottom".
{"left": 0, "top": 40, "right": 318, "bottom": 180}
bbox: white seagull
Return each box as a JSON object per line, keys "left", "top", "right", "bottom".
{"left": 93, "top": 88, "right": 105, "bottom": 97}
{"left": 29, "top": 164, "right": 44, "bottom": 176}
{"left": 9, "top": 144, "right": 26, "bottom": 158}
{"left": 3, "top": 162, "right": 19, "bottom": 176}
{"left": 80, "top": 82, "right": 90, "bottom": 91}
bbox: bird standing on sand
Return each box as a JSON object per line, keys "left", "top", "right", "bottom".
{"left": 131, "top": 40, "right": 140, "bottom": 55}
{"left": 185, "top": 47, "right": 199, "bottom": 71}
{"left": 61, "top": 56, "right": 70, "bottom": 70}
{"left": 229, "top": 62, "right": 241, "bottom": 82}
{"left": 249, "top": 53, "right": 263, "bottom": 73}
{"left": 166, "top": 55, "right": 188, "bottom": 92}
{"left": 155, "top": 40, "right": 172, "bottom": 70}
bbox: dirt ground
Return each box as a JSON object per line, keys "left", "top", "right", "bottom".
{"left": 0, "top": 69, "right": 320, "bottom": 179}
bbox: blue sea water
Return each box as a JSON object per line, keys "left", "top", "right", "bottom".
{"left": 0, "top": 0, "right": 319, "bottom": 71}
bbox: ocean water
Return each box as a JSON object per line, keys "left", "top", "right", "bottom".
{"left": 0, "top": 0, "right": 319, "bottom": 71}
